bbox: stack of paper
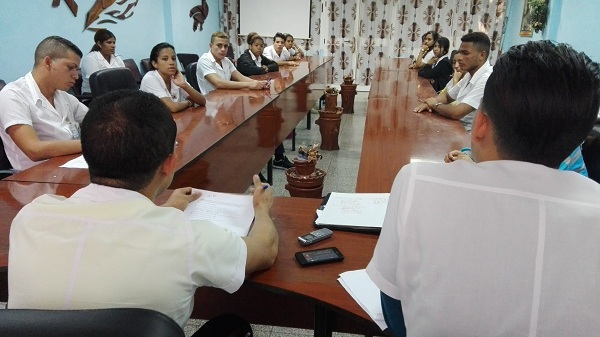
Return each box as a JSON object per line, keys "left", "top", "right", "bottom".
{"left": 315, "top": 192, "right": 390, "bottom": 232}
{"left": 338, "top": 269, "right": 387, "bottom": 330}
{"left": 184, "top": 189, "right": 254, "bottom": 236}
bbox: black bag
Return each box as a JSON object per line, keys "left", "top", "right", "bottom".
{"left": 192, "top": 314, "right": 253, "bottom": 337}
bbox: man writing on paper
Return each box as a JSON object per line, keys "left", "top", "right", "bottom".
{"left": 8, "top": 90, "right": 278, "bottom": 328}
{"left": 367, "top": 41, "right": 600, "bottom": 336}
{"left": 0, "top": 36, "right": 88, "bottom": 171}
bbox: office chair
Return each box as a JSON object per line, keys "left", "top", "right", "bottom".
{"left": 185, "top": 62, "right": 201, "bottom": 92}
{"left": 140, "top": 58, "right": 152, "bottom": 74}
{"left": 177, "top": 53, "right": 199, "bottom": 72}
{"left": 123, "top": 58, "right": 143, "bottom": 85}
{"left": 0, "top": 139, "right": 15, "bottom": 179}
{"left": 89, "top": 68, "right": 139, "bottom": 98}
{"left": 0, "top": 79, "right": 5, "bottom": 91}
{"left": 66, "top": 71, "right": 93, "bottom": 104}
{"left": 0, "top": 308, "right": 184, "bottom": 337}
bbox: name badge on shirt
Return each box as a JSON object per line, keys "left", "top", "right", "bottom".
{"left": 68, "top": 122, "right": 81, "bottom": 140}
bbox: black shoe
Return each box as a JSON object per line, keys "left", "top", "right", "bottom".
{"left": 258, "top": 172, "right": 269, "bottom": 183}
{"left": 273, "top": 156, "right": 294, "bottom": 170}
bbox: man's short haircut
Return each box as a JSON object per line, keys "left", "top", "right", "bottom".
{"left": 461, "top": 32, "right": 491, "bottom": 58}
{"left": 34, "top": 36, "right": 83, "bottom": 67}
{"left": 273, "top": 32, "right": 286, "bottom": 42}
{"left": 211, "top": 31, "right": 229, "bottom": 44}
{"left": 81, "top": 90, "right": 177, "bottom": 190}
{"left": 481, "top": 40, "right": 600, "bottom": 168}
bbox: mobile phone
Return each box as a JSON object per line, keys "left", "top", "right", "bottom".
{"left": 295, "top": 247, "right": 344, "bottom": 267}
{"left": 298, "top": 228, "right": 333, "bottom": 246}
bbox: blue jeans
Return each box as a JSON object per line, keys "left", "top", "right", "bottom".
{"left": 381, "top": 292, "right": 406, "bottom": 337}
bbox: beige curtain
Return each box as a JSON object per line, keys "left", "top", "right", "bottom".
{"left": 222, "top": 0, "right": 506, "bottom": 86}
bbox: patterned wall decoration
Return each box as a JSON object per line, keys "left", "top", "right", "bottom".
{"left": 51, "top": 0, "right": 141, "bottom": 30}
{"left": 222, "top": 0, "right": 506, "bottom": 86}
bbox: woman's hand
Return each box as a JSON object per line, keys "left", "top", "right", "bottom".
{"left": 171, "top": 71, "right": 186, "bottom": 87}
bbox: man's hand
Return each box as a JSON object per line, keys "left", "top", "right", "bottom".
{"left": 444, "top": 150, "right": 475, "bottom": 163}
{"left": 249, "top": 174, "right": 273, "bottom": 213}
{"left": 413, "top": 102, "right": 431, "bottom": 113}
{"left": 162, "top": 187, "right": 200, "bottom": 211}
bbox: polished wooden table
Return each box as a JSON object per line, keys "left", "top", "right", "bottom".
{"left": 0, "top": 182, "right": 383, "bottom": 336}
{"left": 4, "top": 57, "right": 332, "bottom": 194}
{"left": 356, "top": 58, "right": 470, "bottom": 193}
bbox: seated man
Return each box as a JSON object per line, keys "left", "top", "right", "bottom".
{"left": 197, "top": 31, "right": 293, "bottom": 170}
{"left": 8, "top": 90, "right": 279, "bottom": 329}
{"left": 413, "top": 32, "right": 493, "bottom": 131}
{"left": 367, "top": 41, "right": 600, "bottom": 336}
{"left": 0, "top": 36, "right": 88, "bottom": 171}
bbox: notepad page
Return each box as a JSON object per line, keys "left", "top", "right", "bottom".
{"left": 184, "top": 189, "right": 254, "bottom": 236}
{"left": 338, "top": 269, "right": 387, "bottom": 330}
{"left": 316, "top": 192, "right": 389, "bottom": 228}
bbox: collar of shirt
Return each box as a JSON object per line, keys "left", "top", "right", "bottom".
{"left": 71, "top": 183, "right": 151, "bottom": 203}
{"left": 250, "top": 51, "right": 261, "bottom": 63}
{"left": 468, "top": 61, "right": 493, "bottom": 86}
{"left": 24, "top": 72, "right": 64, "bottom": 119}
{"left": 149, "top": 70, "right": 180, "bottom": 101}
{"left": 433, "top": 55, "right": 448, "bottom": 68}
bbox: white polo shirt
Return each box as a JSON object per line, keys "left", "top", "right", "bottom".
{"left": 196, "top": 52, "right": 237, "bottom": 94}
{"left": 447, "top": 62, "right": 493, "bottom": 129}
{"left": 80, "top": 51, "right": 125, "bottom": 93}
{"left": 0, "top": 72, "right": 88, "bottom": 171}
{"left": 140, "top": 70, "right": 189, "bottom": 102}
{"left": 263, "top": 45, "right": 291, "bottom": 62}
{"left": 8, "top": 183, "right": 247, "bottom": 328}
{"left": 367, "top": 160, "right": 600, "bottom": 336}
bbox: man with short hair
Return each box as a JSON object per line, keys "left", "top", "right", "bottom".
{"left": 414, "top": 32, "right": 493, "bottom": 130}
{"left": 197, "top": 31, "right": 293, "bottom": 170}
{"left": 8, "top": 90, "right": 279, "bottom": 328}
{"left": 0, "top": 36, "right": 88, "bottom": 171}
{"left": 368, "top": 41, "right": 600, "bottom": 336}
{"left": 196, "top": 31, "right": 268, "bottom": 95}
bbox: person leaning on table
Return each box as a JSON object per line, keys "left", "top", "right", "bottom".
{"left": 0, "top": 36, "right": 88, "bottom": 171}
{"left": 8, "top": 89, "right": 278, "bottom": 329}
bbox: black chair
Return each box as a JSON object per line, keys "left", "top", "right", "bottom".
{"left": 66, "top": 71, "right": 93, "bottom": 104}
{"left": 89, "top": 68, "right": 139, "bottom": 98}
{"left": 0, "top": 308, "right": 184, "bottom": 337}
{"left": 0, "top": 139, "right": 14, "bottom": 179}
{"left": 123, "top": 58, "right": 143, "bottom": 85}
{"left": 185, "top": 62, "right": 200, "bottom": 92}
{"left": 177, "top": 53, "right": 199, "bottom": 72}
{"left": 0, "top": 79, "right": 6, "bottom": 91}
{"left": 140, "top": 58, "right": 152, "bottom": 74}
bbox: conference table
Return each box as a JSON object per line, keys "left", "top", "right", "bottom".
{"left": 3, "top": 56, "right": 331, "bottom": 193}
{"left": 0, "top": 57, "right": 471, "bottom": 336}
{"left": 356, "top": 58, "right": 470, "bottom": 193}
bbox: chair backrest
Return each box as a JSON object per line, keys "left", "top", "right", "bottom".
{"left": 177, "top": 53, "right": 199, "bottom": 71}
{"left": 0, "top": 138, "right": 14, "bottom": 178}
{"left": 123, "top": 59, "right": 143, "bottom": 85}
{"left": 140, "top": 58, "right": 151, "bottom": 74}
{"left": 185, "top": 62, "right": 200, "bottom": 93}
{"left": 0, "top": 79, "right": 6, "bottom": 91}
{"left": 89, "top": 68, "right": 139, "bottom": 98}
{"left": 0, "top": 308, "right": 185, "bottom": 337}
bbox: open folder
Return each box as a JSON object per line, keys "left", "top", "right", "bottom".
{"left": 314, "top": 192, "right": 390, "bottom": 233}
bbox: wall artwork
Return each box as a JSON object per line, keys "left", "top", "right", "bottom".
{"left": 520, "top": 1, "right": 533, "bottom": 37}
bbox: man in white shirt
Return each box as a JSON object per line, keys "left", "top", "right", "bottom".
{"left": 196, "top": 31, "right": 268, "bottom": 95}
{"left": 414, "top": 32, "right": 493, "bottom": 130}
{"left": 263, "top": 32, "right": 300, "bottom": 67}
{"left": 8, "top": 89, "right": 279, "bottom": 328}
{"left": 0, "top": 36, "right": 88, "bottom": 171}
{"left": 367, "top": 41, "right": 600, "bottom": 337}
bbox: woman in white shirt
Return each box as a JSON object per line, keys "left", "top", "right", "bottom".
{"left": 262, "top": 32, "right": 299, "bottom": 67}
{"left": 80, "top": 29, "right": 125, "bottom": 94}
{"left": 283, "top": 33, "right": 304, "bottom": 61}
{"left": 140, "top": 42, "right": 206, "bottom": 113}
{"left": 409, "top": 30, "right": 439, "bottom": 70}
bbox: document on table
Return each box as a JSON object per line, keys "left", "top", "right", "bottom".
{"left": 315, "top": 192, "right": 389, "bottom": 232}
{"left": 60, "top": 155, "right": 88, "bottom": 168}
{"left": 338, "top": 269, "right": 387, "bottom": 330}
{"left": 184, "top": 189, "right": 254, "bottom": 237}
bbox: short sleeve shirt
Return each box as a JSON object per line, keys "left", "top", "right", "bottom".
{"left": 8, "top": 183, "right": 247, "bottom": 328}
{"left": 196, "top": 52, "right": 237, "bottom": 94}
{"left": 447, "top": 62, "right": 493, "bottom": 128}
{"left": 140, "top": 70, "right": 189, "bottom": 102}
{"left": 263, "top": 46, "right": 291, "bottom": 62}
{"left": 0, "top": 72, "right": 88, "bottom": 170}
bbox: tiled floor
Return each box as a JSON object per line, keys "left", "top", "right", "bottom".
{"left": 184, "top": 91, "right": 372, "bottom": 336}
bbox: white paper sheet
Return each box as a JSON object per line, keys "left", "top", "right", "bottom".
{"left": 184, "top": 189, "right": 254, "bottom": 237}
{"left": 338, "top": 269, "right": 387, "bottom": 330}
{"left": 59, "top": 155, "right": 88, "bottom": 169}
{"left": 316, "top": 192, "right": 389, "bottom": 228}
